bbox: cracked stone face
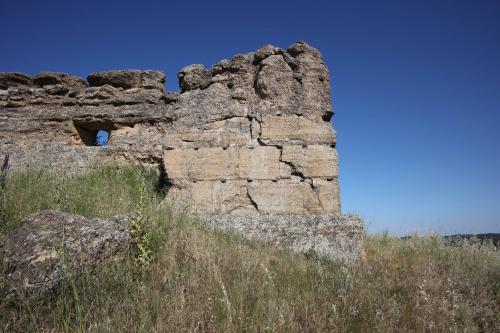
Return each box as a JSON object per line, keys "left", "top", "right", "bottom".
{"left": 0, "top": 40, "right": 341, "bottom": 215}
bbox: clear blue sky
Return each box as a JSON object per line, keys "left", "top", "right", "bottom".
{"left": 1, "top": 0, "right": 499, "bottom": 235}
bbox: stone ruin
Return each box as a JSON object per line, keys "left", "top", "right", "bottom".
{"left": 0, "top": 41, "right": 363, "bottom": 262}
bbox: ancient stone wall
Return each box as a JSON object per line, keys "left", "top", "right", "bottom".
{"left": 0, "top": 41, "right": 363, "bottom": 261}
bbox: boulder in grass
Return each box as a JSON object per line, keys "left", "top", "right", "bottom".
{"left": 1, "top": 210, "right": 132, "bottom": 300}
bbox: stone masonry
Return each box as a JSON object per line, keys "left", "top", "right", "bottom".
{"left": 0, "top": 41, "right": 363, "bottom": 262}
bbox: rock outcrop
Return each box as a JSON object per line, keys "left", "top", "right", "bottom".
{"left": 1, "top": 211, "right": 132, "bottom": 299}
{"left": 0, "top": 41, "right": 363, "bottom": 261}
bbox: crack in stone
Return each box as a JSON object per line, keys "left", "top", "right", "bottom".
{"left": 280, "top": 153, "right": 323, "bottom": 207}
{"left": 246, "top": 187, "right": 259, "bottom": 211}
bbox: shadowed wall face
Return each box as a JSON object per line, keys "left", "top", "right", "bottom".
{"left": 0, "top": 41, "right": 340, "bottom": 215}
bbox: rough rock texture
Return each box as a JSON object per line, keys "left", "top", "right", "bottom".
{"left": 87, "top": 70, "right": 165, "bottom": 90}
{"left": 0, "top": 41, "right": 363, "bottom": 261}
{"left": 178, "top": 64, "right": 211, "bottom": 92}
{"left": 1, "top": 210, "right": 131, "bottom": 298}
{"left": 33, "top": 72, "right": 88, "bottom": 90}
{"left": 201, "top": 214, "right": 364, "bottom": 264}
{"left": 0, "top": 72, "right": 33, "bottom": 89}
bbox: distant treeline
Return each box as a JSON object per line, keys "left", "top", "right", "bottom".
{"left": 444, "top": 233, "right": 500, "bottom": 247}
{"left": 402, "top": 234, "right": 500, "bottom": 247}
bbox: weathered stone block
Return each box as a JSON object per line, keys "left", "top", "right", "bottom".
{"left": 247, "top": 179, "right": 323, "bottom": 213}
{"left": 281, "top": 145, "right": 338, "bottom": 178}
{"left": 163, "top": 147, "right": 239, "bottom": 181}
{"left": 164, "top": 145, "right": 281, "bottom": 182}
{"left": 163, "top": 117, "right": 251, "bottom": 148}
{"left": 168, "top": 180, "right": 256, "bottom": 213}
{"left": 312, "top": 178, "right": 341, "bottom": 213}
{"left": 239, "top": 146, "right": 280, "bottom": 180}
{"left": 259, "top": 116, "right": 336, "bottom": 145}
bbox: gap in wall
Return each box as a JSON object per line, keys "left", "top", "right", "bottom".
{"left": 73, "top": 120, "right": 114, "bottom": 146}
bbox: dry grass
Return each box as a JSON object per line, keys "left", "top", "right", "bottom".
{"left": 1, "top": 167, "right": 499, "bottom": 332}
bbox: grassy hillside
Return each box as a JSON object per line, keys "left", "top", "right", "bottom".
{"left": 1, "top": 167, "right": 499, "bottom": 332}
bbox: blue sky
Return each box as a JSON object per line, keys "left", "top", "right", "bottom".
{"left": 1, "top": 0, "right": 499, "bottom": 235}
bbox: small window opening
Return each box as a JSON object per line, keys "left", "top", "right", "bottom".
{"left": 73, "top": 120, "right": 114, "bottom": 146}
{"left": 96, "top": 130, "right": 109, "bottom": 146}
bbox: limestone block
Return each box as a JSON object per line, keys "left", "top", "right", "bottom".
{"left": 163, "top": 117, "right": 251, "bottom": 148}
{"left": 163, "top": 147, "right": 239, "bottom": 181}
{"left": 259, "top": 116, "right": 336, "bottom": 145}
{"left": 164, "top": 146, "right": 281, "bottom": 181}
{"left": 199, "top": 117, "right": 251, "bottom": 147}
{"left": 239, "top": 146, "right": 280, "bottom": 180}
{"left": 195, "top": 180, "right": 256, "bottom": 213}
{"left": 190, "top": 147, "right": 239, "bottom": 180}
{"left": 168, "top": 180, "right": 256, "bottom": 213}
{"left": 247, "top": 180, "right": 323, "bottom": 213}
{"left": 312, "top": 178, "right": 341, "bottom": 213}
{"left": 189, "top": 181, "right": 217, "bottom": 212}
{"left": 281, "top": 145, "right": 338, "bottom": 178}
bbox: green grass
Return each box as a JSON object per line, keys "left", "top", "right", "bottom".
{"left": 1, "top": 167, "right": 499, "bottom": 332}
{"left": 0, "top": 166, "right": 162, "bottom": 235}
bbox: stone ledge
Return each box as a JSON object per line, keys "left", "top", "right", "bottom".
{"left": 198, "top": 213, "right": 364, "bottom": 264}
